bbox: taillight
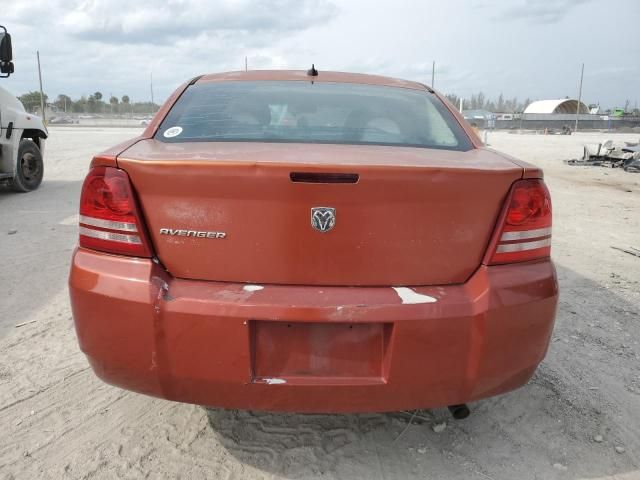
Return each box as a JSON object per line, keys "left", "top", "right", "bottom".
{"left": 487, "top": 179, "right": 552, "bottom": 264}
{"left": 78, "top": 166, "right": 152, "bottom": 257}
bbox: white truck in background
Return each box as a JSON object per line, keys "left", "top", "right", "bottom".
{"left": 0, "top": 25, "right": 47, "bottom": 192}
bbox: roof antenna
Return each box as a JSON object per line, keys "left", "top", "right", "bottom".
{"left": 307, "top": 64, "right": 318, "bottom": 77}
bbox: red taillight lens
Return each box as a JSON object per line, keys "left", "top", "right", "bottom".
{"left": 79, "top": 166, "right": 152, "bottom": 257}
{"left": 488, "top": 179, "right": 552, "bottom": 265}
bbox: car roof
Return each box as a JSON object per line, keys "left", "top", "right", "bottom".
{"left": 196, "top": 70, "right": 430, "bottom": 91}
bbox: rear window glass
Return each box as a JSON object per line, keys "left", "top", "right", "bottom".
{"left": 156, "top": 81, "right": 473, "bottom": 151}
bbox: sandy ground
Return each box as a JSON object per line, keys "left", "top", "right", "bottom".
{"left": 0, "top": 128, "right": 639, "bottom": 480}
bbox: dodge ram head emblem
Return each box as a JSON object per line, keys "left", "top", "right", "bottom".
{"left": 311, "top": 207, "right": 336, "bottom": 233}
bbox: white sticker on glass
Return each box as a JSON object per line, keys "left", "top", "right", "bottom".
{"left": 163, "top": 126, "right": 183, "bottom": 138}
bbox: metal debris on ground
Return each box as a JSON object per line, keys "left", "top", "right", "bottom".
{"left": 611, "top": 246, "right": 640, "bottom": 258}
{"left": 14, "top": 320, "right": 38, "bottom": 328}
{"left": 565, "top": 139, "right": 640, "bottom": 172}
{"left": 399, "top": 410, "right": 435, "bottom": 423}
{"left": 394, "top": 410, "right": 418, "bottom": 442}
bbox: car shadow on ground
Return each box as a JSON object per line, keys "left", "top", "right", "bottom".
{"left": 204, "top": 263, "right": 640, "bottom": 479}
{"left": 0, "top": 180, "right": 81, "bottom": 339}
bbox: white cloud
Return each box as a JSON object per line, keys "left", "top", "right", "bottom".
{"left": 494, "top": 0, "right": 592, "bottom": 23}
{"left": 59, "top": 0, "right": 338, "bottom": 43}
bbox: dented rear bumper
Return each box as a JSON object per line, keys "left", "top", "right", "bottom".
{"left": 69, "top": 247, "right": 558, "bottom": 413}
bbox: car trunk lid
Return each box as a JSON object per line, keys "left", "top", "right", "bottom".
{"left": 118, "top": 140, "right": 522, "bottom": 286}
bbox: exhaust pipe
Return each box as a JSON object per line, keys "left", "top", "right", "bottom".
{"left": 447, "top": 404, "right": 470, "bottom": 420}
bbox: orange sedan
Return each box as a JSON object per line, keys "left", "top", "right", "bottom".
{"left": 69, "top": 70, "right": 557, "bottom": 417}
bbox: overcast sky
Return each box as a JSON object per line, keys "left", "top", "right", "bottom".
{"left": 3, "top": 0, "right": 639, "bottom": 108}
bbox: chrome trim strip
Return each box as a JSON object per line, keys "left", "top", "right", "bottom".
{"left": 501, "top": 227, "right": 552, "bottom": 241}
{"left": 497, "top": 238, "right": 552, "bottom": 253}
{"left": 79, "top": 215, "right": 137, "bottom": 232}
{"left": 79, "top": 226, "right": 142, "bottom": 244}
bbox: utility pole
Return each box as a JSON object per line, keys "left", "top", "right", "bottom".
{"left": 431, "top": 61, "right": 435, "bottom": 89}
{"left": 575, "top": 63, "right": 584, "bottom": 132}
{"left": 150, "top": 72, "right": 155, "bottom": 113}
{"left": 36, "top": 51, "right": 45, "bottom": 122}
{"left": 245, "top": 56, "right": 248, "bottom": 72}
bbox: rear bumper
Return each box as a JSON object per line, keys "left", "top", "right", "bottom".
{"left": 69, "top": 248, "right": 558, "bottom": 413}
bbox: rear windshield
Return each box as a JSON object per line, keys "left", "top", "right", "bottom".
{"left": 156, "top": 81, "right": 473, "bottom": 151}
